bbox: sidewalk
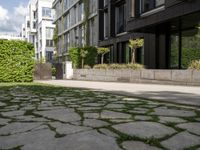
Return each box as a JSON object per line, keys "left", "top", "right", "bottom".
{"left": 35, "top": 80, "right": 200, "bottom": 106}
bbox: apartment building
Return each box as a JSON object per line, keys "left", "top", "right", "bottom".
{"left": 23, "top": 0, "right": 55, "bottom": 62}
{"left": 98, "top": 0, "right": 200, "bottom": 69}
{"left": 98, "top": 0, "right": 144, "bottom": 64}
{"left": 127, "top": 0, "right": 200, "bottom": 69}
{"left": 52, "top": 0, "right": 98, "bottom": 62}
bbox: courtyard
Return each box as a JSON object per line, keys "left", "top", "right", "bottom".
{"left": 0, "top": 83, "right": 200, "bottom": 150}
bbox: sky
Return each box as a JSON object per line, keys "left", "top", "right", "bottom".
{"left": 0, "top": 0, "right": 29, "bottom": 35}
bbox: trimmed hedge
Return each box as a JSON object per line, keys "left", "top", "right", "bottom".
{"left": 93, "top": 63, "right": 144, "bottom": 70}
{"left": 69, "top": 46, "right": 97, "bottom": 68}
{"left": 0, "top": 40, "right": 35, "bottom": 82}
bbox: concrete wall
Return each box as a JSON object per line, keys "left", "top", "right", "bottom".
{"left": 73, "top": 69, "right": 200, "bottom": 86}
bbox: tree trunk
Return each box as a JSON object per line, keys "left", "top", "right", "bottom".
{"left": 82, "top": 58, "right": 84, "bottom": 68}
{"left": 131, "top": 48, "right": 136, "bottom": 64}
{"left": 101, "top": 54, "right": 104, "bottom": 64}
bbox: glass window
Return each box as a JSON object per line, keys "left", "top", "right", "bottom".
{"left": 170, "top": 27, "right": 200, "bottom": 69}
{"left": 42, "top": 7, "right": 52, "bottom": 18}
{"left": 27, "top": 21, "right": 30, "bottom": 28}
{"left": 116, "top": 3, "right": 126, "bottom": 34}
{"left": 46, "top": 28, "right": 54, "bottom": 39}
{"left": 46, "top": 40, "right": 54, "bottom": 47}
{"left": 141, "top": 0, "right": 165, "bottom": 13}
{"left": 104, "top": 9, "right": 109, "bottom": 38}
{"left": 170, "top": 33, "right": 179, "bottom": 69}
{"left": 181, "top": 28, "right": 200, "bottom": 68}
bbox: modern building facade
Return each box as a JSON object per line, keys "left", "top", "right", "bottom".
{"left": 23, "top": 0, "right": 55, "bottom": 62}
{"left": 127, "top": 0, "right": 200, "bottom": 69}
{"left": 52, "top": 0, "right": 98, "bottom": 62}
{"left": 98, "top": 0, "right": 200, "bottom": 69}
{"left": 98, "top": 0, "right": 144, "bottom": 64}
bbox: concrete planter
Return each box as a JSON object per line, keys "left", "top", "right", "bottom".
{"left": 73, "top": 69, "right": 200, "bottom": 86}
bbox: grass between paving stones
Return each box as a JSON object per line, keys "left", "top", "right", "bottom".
{"left": 7, "top": 145, "right": 23, "bottom": 150}
{"left": 184, "top": 144, "right": 200, "bottom": 150}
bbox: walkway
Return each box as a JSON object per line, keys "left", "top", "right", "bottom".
{"left": 0, "top": 84, "right": 200, "bottom": 150}
{"left": 36, "top": 80, "right": 200, "bottom": 106}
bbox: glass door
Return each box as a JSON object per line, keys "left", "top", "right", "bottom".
{"left": 170, "top": 33, "right": 179, "bottom": 69}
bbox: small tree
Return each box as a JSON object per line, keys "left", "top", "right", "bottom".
{"left": 80, "top": 49, "right": 88, "bottom": 68}
{"left": 97, "top": 47, "right": 110, "bottom": 64}
{"left": 129, "top": 38, "right": 144, "bottom": 64}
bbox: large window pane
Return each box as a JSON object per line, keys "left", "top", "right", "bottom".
{"left": 170, "top": 33, "right": 179, "bottom": 69}
{"left": 116, "top": 3, "right": 125, "bottom": 34}
{"left": 141, "top": 0, "right": 165, "bottom": 13}
{"left": 182, "top": 28, "right": 200, "bottom": 68}
{"left": 42, "top": 7, "right": 51, "bottom": 18}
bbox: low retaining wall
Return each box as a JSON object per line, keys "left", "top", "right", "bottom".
{"left": 73, "top": 69, "right": 200, "bottom": 86}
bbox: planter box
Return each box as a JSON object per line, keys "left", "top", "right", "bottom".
{"left": 73, "top": 69, "right": 200, "bottom": 86}
{"left": 155, "top": 70, "right": 172, "bottom": 81}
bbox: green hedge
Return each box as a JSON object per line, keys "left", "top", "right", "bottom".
{"left": 0, "top": 40, "right": 35, "bottom": 82}
{"left": 69, "top": 46, "right": 97, "bottom": 68}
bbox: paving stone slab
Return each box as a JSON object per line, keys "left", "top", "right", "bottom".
{"left": 105, "top": 104, "right": 125, "bottom": 109}
{"left": 158, "top": 116, "right": 186, "bottom": 124}
{"left": 122, "top": 141, "right": 162, "bottom": 150}
{"left": 99, "top": 128, "right": 119, "bottom": 138}
{"left": 196, "top": 118, "right": 200, "bottom": 121}
{"left": 84, "top": 113, "right": 100, "bottom": 119}
{"left": 50, "top": 122, "right": 91, "bottom": 135}
{"left": 82, "top": 103, "right": 104, "bottom": 107}
{"left": 128, "top": 110, "right": 147, "bottom": 114}
{"left": 33, "top": 108, "right": 81, "bottom": 122}
{"left": 110, "top": 119, "right": 133, "bottom": 123}
{"left": 0, "top": 102, "right": 6, "bottom": 107}
{"left": 0, "top": 122, "right": 42, "bottom": 135}
{"left": 15, "top": 116, "right": 48, "bottom": 122}
{"left": 134, "top": 115, "right": 152, "bottom": 121}
{"left": 151, "top": 107, "right": 196, "bottom": 117}
{"left": 0, "top": 118, "right": 10, "bottom": 125}
{"left": 1, "top": 110, "right": 25, "bottom": 117}
{"left": 177, "top": 123, "right": 200, "bottom": 135}
{"left": 161, "top": 131, "right": 200, "bottom": 150}
{"left": 54, "top": 130, "right": 122, "bottom": 150}
{"left": 0, "top": 129, "right": 56, "bottom": 150}
{"left": 77, "top": 107, "right": 101, "bottom": 111}
{"left": 122, "top": 98, "right": 139, "bottom": 101}
{"left": 83, "top": 119, "right": 109, "bottom": 128}
{"left": 113, "top": 122, "right": 176, "bottom": 139}
{"left": 101, "top": 110, "right": 131, "bottom": 119}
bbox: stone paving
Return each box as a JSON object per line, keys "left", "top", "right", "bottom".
{"left": 0, "top": 84, "right": 200, "bottom": 150}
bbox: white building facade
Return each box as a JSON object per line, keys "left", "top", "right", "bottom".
{"left": 0, "top": 34, "right": 24, "bottom": 41}
{"left": 52, "top": 0, "right": 98, "bottom": 62}
{"left": 23, "top": 0, "right": 55, "bottom": 62}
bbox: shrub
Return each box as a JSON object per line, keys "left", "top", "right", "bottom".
{"left": 93, "top": 64, "right": 108, "bottom": 69}
{"left": 69, "top": 46, "right": 97, "bottom": 69}
{"left": 109, "top": 64, "right": 127, "bottom": 69}
{"left": 52, "top": 67, "right": 56, "bottom": 76}
{"left": 188, "top": 60, "right": 200, "bottom": 70}
{"left": 126, "top": 63, "right": 144, "bottom": 69}
{"left": 93, "top": 63, "right": 144, "bottom": 70}
{"left": 69, "top": 47, "right": 81, "bottom": 69}
{"left": 83, "top": 46, "right": 97, "bottom": 67}
{"left": 0, "top": 40, "right": 35, "bottom": 82}
{"left": 83, "top": 65, "right": 91, "bottom": 69}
